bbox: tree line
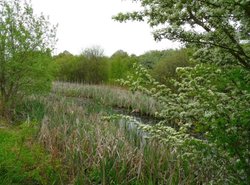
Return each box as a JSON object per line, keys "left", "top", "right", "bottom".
{"left": 53, "top": 47, "right": 190, "bottom": 85}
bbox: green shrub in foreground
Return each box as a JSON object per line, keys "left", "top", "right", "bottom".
{"left": 0, "top": 122, "right": 64, "bottom": 185}
{"left": 119, "top": 63, "right": 250, "bottom": 184}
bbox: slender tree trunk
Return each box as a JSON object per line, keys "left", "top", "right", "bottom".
{"left": 0, "top": 91, "right": 12, "bottom": 120}
{"left": 0, "top": 97, "right": 7, "bottom": 119}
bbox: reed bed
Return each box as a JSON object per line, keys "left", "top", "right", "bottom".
{"left": 37, "top": 85, "right": 198, "bottom": 184}
{"left": 52, "top": 82, "right": 160, "bottom": 116}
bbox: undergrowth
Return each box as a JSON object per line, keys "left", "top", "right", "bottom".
{"left": 0, "top": 121, "right": 64, "bottom": 185}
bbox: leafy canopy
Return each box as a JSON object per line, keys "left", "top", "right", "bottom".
{"left": 0, "top": 0, "right": 57, "bottom": 118}
{"left": 113, "top": 0, "right": 250, "bottom": 69}
{"left": 114, "top": 0, "right": 250, "bottom": 183}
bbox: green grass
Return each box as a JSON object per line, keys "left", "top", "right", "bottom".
{"left": 0, "top": 122, "right": 64, "bottom": 185}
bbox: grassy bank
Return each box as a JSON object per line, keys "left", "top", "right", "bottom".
{"left": 0, "top": 122, "right": 63, "bottom": 185}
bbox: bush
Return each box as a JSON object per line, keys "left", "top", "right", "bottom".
{"left": 108, "top": 50, "right": 138, "bottom": 82}
{"left": 151, "top": 49, "right": 191, "bottom": 86}
{"left": 54, "top": 50, "right": 109, "bottom": 84}
{"left": 119, "top": 63, "right": 250, "bottom": 184}
{"left": 0, "top": 0, "right": 56, "bottom": 119}
{"left": 53, "top": 51, "right": 80, "bottom": 82}
{"left": 0, "top": 122, "right": 63, "bottom": 184}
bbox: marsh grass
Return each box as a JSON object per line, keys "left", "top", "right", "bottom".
{"left": 36, "top": 82, "right": 209, "bottom": 184}
{"left": 52, "top": 82, "right": 160, "bottom": 116}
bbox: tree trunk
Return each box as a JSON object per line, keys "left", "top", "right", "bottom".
{"left": 0, "top": 96, "right": 12, "bottom": 121}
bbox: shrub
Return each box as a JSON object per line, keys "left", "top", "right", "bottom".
{"left": 54, "top": 50, "right": 109, "bottom": 84}
{"left": 108, "top": 50, "right": 137, "bottom": 82}
{"left": 0, "top": 0, "right": 56, "bottom": 119}
{"left": 151, "top": 49, "right": 191, "bottom": 88}
{"left": 119, "top": 63, "right": 250, "bottom": 184}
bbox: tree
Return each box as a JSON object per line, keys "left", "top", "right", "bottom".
{"left": 81, "top": 46, "right": 109, "bottom": 84}
{"left": 109, "top": 50, "right": 137, "bottom": 82}
{"left": 138, "top": 50, "right": 168, "bottom": 69}
{"left": 119, "top": 62, "right": 250, "bottom": 183}
{"left": 111, "top": 50, "right": 129, "bottom": 58}
{"left": 114, "top": 1, "right": 250, "bottom": 183}
{"left": 82, "top": 45, "right": 104, "bottom": 60}
{"left": 53, "top": 52, "right": 79, "bottom": 82}
{"left": 151, "top": 49, "right": 190, "bottom": 86}
{"left": 0, "top": 0, "right": 57, "bottom": 118}
{"left": 82, "top": 56, "right": 109, "bottom": 84}
{"left": 113, "top": 0, "right": 250, "bottom": 69}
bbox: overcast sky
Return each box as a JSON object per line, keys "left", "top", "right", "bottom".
{"left": 32, "top": 0, "right": 180, "bottom": 56}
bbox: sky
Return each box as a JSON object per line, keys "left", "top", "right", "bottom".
{"left": 32, "top": 0, "right": 180, "bottom": 56}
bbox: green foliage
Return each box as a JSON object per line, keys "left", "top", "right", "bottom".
{"left": 79, "top": 46, "right": 108, "bottom": 84}
{"left": 54, "top": 48, "right": 139, "bottom": 85}
{"left": 54, "top": 48, "right": 109, "bottom": 84}
{"left": 0, "top": 0, "right": 57, "bottom": 118}
{"left": 54, "top": 48, "right": 192, "bottom": 87}
{"left": 114, "top": 1, "right": 250, "bottom": 183}
{"left": 108, "top": 50, "right": 137, "bottom": 82}
{"left": 151, "top": 49, "right": 191, "bottom": 86}
{"left": 0, "top": 122, "right": 63, "bottom": 185}
{"left": 119, "top": 64, "right": 250, "bottom": 184}
{"left": 113, "top": 0, "right": 250, "bottom": 69}
{"left": 14, "top": 98, "right": 46, "bottom": 123}
{"left": 138, "top": 50, "right": 170, "bottom": 69}
{"left": 53, "top": 51, "right": 79, "bottom": 81}
{"left": 76, "top": 55, "right": 109, "bottom": 84}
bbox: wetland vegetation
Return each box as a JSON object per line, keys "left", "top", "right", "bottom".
{"left": 0, "top": 0, "right": 249, "bottom": 184}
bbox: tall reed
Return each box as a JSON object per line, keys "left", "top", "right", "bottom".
{"left": 52, "top": 82, "right": 160, "bottom": 116}
{"left": 38, "top": 87, "right": 197, "bottom": 184}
